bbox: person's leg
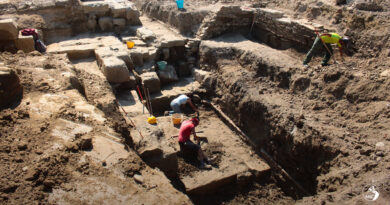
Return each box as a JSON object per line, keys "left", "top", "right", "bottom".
{"left": 303, "top": 37, "right": 321, "bottom": 65}
{"left": 170, "top": 101, "right": 182, "bottom": 113}
{"left": 322, "top": 43, "right": 333, "bottom": 66}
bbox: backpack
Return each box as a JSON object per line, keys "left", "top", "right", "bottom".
{"left": 21, "top": 28, "right": 37, "bottom": 36}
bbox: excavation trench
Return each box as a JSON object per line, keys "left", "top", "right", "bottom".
{"left": 1, "top": 1, "right": 343, "bottom": 202}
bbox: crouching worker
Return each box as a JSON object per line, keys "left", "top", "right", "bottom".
{"left": 178, "top": 117, "right": 211, "bottom": 169}
{"left": 170, "top": 94, "right": 198, "bottom": 114}
{"left": 303, "top": 32, "right": 349, "bottom": 67}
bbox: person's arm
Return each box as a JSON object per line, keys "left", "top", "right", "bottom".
{"left": 337, "top": 41, "right": 344, "bottom": 61}
{"left": 187, "top": 99, "right": 198, "bottom": 112}
{"left": 192, "top": 127, "right": 198, "bottom": 142}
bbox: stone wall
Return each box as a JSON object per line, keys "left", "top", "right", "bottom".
{"left": 137, "top": 1, "right": 208, "bottom": 37}
{"left": 253, "top": 8, "right": 319, "bottom": 51}
{"left": 196, "top": 6, "right": 253, "bottom": 40}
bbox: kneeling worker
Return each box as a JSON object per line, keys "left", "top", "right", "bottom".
{"left": 170, "top": 94, "right": 198, "bottom": 114}
{"left": 178, "top": 117, "right": 211, "bottom": 169}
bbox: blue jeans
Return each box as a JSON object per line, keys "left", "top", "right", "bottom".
{"left": 170, "top": 101, "right": 182, "bottom": 113}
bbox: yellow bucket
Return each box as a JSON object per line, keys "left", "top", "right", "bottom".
{"left": 126, "top": 41, "right": 135, "bottom": 49}
{"left": 147, "top": 116, "right": 157, "bottom": 124}
{"left": 172, "top": 113, "right": 182, "bottom": 125}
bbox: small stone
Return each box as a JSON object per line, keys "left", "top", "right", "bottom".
{"left": 133, "top": 174, "right": 144, "bottom": 184}
{"left": 22, "top": 166, "right": 28, "bottom": 172}
{"left": 236, "top": 171, "right": 253, "bottom": 188}
{"left": 43, "top": 179, "right": 55, "bottom": 191}
{"left": 17, "top": 142, "right": 27, "bottom": 151}
{"left": 375, "top": 151, "right": 384, "bottom": 157}
{"left": 79, "top": 136, "right": 93, "bottom": 150}
{"left": 375, "top": 142, "right": 385, "bottom": 149}
{"left": 25, "top": 168, "right": 40, "bottom": 181}
{"left": 360, "top": 147, "right": 373, "bottom": 156}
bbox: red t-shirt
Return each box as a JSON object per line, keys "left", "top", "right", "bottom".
{"left": 178, "top": 120, "right": 195, "bottom": 143}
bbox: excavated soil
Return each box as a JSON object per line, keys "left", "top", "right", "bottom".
{"left": 1, "top": 0, "right": 390, "bottom": 204}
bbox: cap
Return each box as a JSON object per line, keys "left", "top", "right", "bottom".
{"left": 341, "top": 37, "right": 350, "bottom": 44}
{"left": 191, "top": 117, "right": 199, "bottom": 126}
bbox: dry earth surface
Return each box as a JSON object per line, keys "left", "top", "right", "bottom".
{"left": 1, "top": 0, "right": 390, "bottom": 204}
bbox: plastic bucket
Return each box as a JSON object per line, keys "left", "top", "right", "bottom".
{"left": 126, "top": 41, "right": 135, "bottom": 49}
{"left": 176, "top": 0, "right": 184, "bottom": 9}
{"left": 172, "top": 113, "right": 182, "bottom": 125}
{"left": 157, "top": 61, "right": 167, "bottom": 70}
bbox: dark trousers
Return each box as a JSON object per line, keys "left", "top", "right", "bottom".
{"left": 303, "top": 37, "right": 333, "bottom": 65}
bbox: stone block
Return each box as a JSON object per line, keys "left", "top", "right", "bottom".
{"left": 354, "top": 0, "right": 383, "bottom": 11}
{"left": 0, "top": 67, "right": 22, "bottom": 109}
{"left": 126, "top": 4, "right": 141, "bottom": 25}
{"left": 194, "top": 69, "right": 213, "bottom": 90}
{"left": 177, "top": 61, "right": 191, "bottom": 77}
{"left": 98, "top": 17, "right": 113, "bottom": 31}
{"left": 135, "top": 61, "right": 155, "bottom": 75}
{"left": 95, "top": 47, "right": 133, "bottom": 69}
{"left": 0, "top": 19, "right": 18, "bottom": 40}
{"left": 87, "top": 14, "right": 97, "bottom": 32}
{"left": 113, "top": 18, "right": 126, "bottom": 28}
{"left": 136, "top": 28, "right": 156, "bottom": 41}
{"left": 130, "top": 47, "right": 150, "bottom": 66}
{"left": 101, "top": 57, "right": 130, "bottom": 83}
{"left": 16, "top": 33, "right": 35, "bottom": 53}
{"left": 161, "top": 38, "right": 185, "bottom": 48}
{"left": 185, "top": 172, "right": 237, "bottom": 195}
{"left": 81, "top": 1, "right": 110, "bottom": 15}
{"left": 110, "top": 2, "right": 126, "bottom": 18}
{"left": 148, "top": 48, "right": 157, "bottom": 61}
{"left": 163, "top": 48, "right": 170, "bottom": 60}
{"left": 258, "top": 8, "right": 285, "bottom": 19}
{"left": 55, "top": 0, "right": 69, "bottom": 6}
{"left": 158, "top": 65, "right": 179, "bottom": 84}
{"left": 140, "top": 72, "right": 160, "bottom": 93}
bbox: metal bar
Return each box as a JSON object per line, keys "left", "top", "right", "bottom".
{"left": 147, "top": 88, "right": 153, "bottom": 116}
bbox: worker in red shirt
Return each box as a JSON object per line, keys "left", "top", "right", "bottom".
{"left": 178, "top": 117, "right": 212, "bottom": 169}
